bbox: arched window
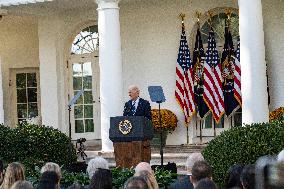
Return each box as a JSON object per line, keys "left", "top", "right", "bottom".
{"left": 68, "top": 25, "right": 100, "bottom": 140}
{"left": 71, "top": 25, "right": 99, "bottom": 55}
{"left": 200, "top": 10, "right": 239, "bottom": 53}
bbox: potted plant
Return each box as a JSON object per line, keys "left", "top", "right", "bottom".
{"left": 150, "top": 109, "right": 178, "bottom": 147}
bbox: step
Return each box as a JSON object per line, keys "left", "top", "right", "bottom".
{"left": 82, "top": 144, "right": 206, "bottom": 174}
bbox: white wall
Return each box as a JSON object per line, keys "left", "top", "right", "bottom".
{"left": 0, "top": 16, "right": 39, "bottom": 127}
{"left": 262, "top": 0, "right": 284, "bottom": 111}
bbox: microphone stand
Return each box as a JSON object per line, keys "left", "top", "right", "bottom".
{"left": 157, "top": 100, "right": 164, "bottom": 166}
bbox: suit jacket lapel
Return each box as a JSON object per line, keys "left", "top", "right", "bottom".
{"left": 135, "top": 98, "right": 142, "bottom": 115}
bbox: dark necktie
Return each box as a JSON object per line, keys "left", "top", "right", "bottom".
{"left": 131, "top": 100, "right": 136, "bottom": 115}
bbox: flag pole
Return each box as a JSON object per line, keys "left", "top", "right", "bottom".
{"left": 179, "top": 13, "right": 189, "bottom": 145}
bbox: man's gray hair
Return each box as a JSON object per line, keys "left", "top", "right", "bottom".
{"left": 135, "top": 162, "right": 152, "bottom": 174}
{"left": 185, "top": 153, "right": 204, "bottom": 173}
{"left": 128, "top": 85, "right": 140, "bottom": 92}
{"left": 40, "top": 162, "right": 61, "bottom": 178}
{"left": 277, "top": 149, "right": 284, "bottom": 162}
{"left": 87, "top": 156, "right": 109, "bottom": 179}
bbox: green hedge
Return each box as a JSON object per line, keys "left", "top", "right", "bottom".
{"left": 202, "top": 121, "right": 284, "bottom": 186}
{"left": 0, "top": 123, "right": 77, "bottom": 175}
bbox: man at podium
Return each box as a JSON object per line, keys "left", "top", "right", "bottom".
{"left": 123, "top": 85, "right": 152, "bottom": 121}
{"left": 118, "top": 85, "right": 152, "bottom": 164}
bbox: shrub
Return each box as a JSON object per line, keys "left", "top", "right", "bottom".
{"left": 0, "top": 124, "right": 77, "bottom": 175}
{"left": 202, "top": 121, "right": 284, "bottom": 186}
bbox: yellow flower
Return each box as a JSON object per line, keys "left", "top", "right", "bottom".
{"left": 151, "top": 109, "right": 178, "bottom": 132}
{"left": 269, "top": 107, "right": 284, "bottom": 122}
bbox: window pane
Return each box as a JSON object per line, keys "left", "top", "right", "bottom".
{"left": 27, "top": 73, "right": 37, "bottom": 87}
{"left": 83, "top": 62, "right": 92, "bottom": 76}
{"left": 74, "top": 105, "right": 83, "bottom": 119}
{"left": 73, "top": 63, "right": 82, "bottom": 77}
{"left": 74, "top": 91, "right": 83, "bottom": 104}
{"left": 17, "top": 89, "right": 27, "bottom": 103}
{"left": 17, "top": 104, "right": 27, "bottom": 118}
{"left": 84, "top": 105, "right": 93, "bottom": 118}
{"left": 234, "top": 108, "right": 242, "bottom": 127}
{"left": 16, "top": 73, "right": 26, "bottom": 88}
{"left": 205, "top": 113, "right": 212, "bottom": 129}
{"left": 75, "top": 120, "right": 84, "bottom": 133}
{"left": 83, "top": 76, "right": 92, "bottom": 90}
{"left": 28, "top": 88, "right": 37, "bottom": 102}
{"left": 28, "top": 103, "right": 38, "bottom": 118}
{"left": 73, "top": 77, "right": 82, "bottom": 91}
{"left": 85, "top": 119, "right": 94, "bottom": 132}
{"left": 84, "top": 91, "right": 93, "bottom": 104}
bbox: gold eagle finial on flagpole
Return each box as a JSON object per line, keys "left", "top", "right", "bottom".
{"left": 179, "top": 13, "right": 186, "bottom": 23}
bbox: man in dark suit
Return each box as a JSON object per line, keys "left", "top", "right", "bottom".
{"left": 123, "top": 85, "right": 152, "bottom": 121}
{"left": 121, "top": 85, "right": 152, "bottom": 164}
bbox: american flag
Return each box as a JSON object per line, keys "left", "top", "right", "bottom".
{"left": 203, "top": 28, "right": 225, "bottom": 123}
{"left": 175, "top": 22, "right": 195, "bottom": 124}
{"left": 233, "top": 38, "right": 242, "bottom": 106}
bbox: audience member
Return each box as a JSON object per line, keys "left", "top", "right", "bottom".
{"left": 66, "top": 183, "right": 85, "bottom": 189}
{"left": 135, "top": 162, "right": 153, "bottom": 174}
{"left": 87, "top": 157, "right": 109, "bottom": 179}
{"left": 168, "top": 153, "right": 204, "bottom": 189}
{"left": 190, "top": 161, "right": 212, "bottom": 188}
{"left": 240, "top": 165, "right": 255, "bottom": 189}
{"left": 41, "top": 162, "right": 61, "bottom": 179}
{"left": 89, "top": 168, "right": 112, "bottom": 189}
{"left": 224, "top": 164, "right": 244, "bottom": 189}
{"left": 0, "top": 160, "right": 3, "bottom": 185}
{"left": 11, "top": 180, "right": 34, "bottom": 189}
{"left": 36, "top": 171, "right": 60, "bottom": 189}
{"left": 0, "top": 162, "right": 25, "bottom": 189}
{"left": 195, "top": 178, "right": 217, "bottom": 189}
{"left": 124, "top": 176, "right": 148, "bottom": 189}
{"left": 134, "top": 170, "right": 158, "bottom": 189}
{"left": 277, "top": 149, "right": 284, "bottom": 162}
{"left": 186, "top": 153, "right": 204, "bottom": 175}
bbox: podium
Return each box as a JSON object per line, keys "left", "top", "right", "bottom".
{"left": 110, "top": 116, "right": 154, "bottom": 168}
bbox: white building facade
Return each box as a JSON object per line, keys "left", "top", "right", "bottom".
{"left": 0, "top": 0, "right": 282, "bottom": 151}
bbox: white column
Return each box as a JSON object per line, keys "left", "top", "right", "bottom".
{"left": 0, "top": 57, "right": 4, "bottom": 124}
{"left": 96, "top": 0, "right": 123, "bottom": 151}
{"left": 38, "top": 18, "right": 60, "bottom": 128}
{"left": 238, "top": 0, "right": 269, "bottom": 124}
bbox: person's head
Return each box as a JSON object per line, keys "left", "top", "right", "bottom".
{"left": 185, "top": 153, "right": 204, "bottom": 174}
{"left": 134, "top": 170, "right": 159, "bottom": 189}
{"left": 11, "top": 180, "right": 34, "bottom": 189}
{"left": 225, "top": 164, "right": 244, "bottom": 189}
{"left": 190, "top": 161, "right": 212, "bottom": 187}
{"left": 135, "top": 162, "right": 153, "bottom": 174}
{"left": 89, "top": 168, "right": 112, "bottom": 189}
{"left": 37, "top": 171, "right": 60, "bottom": 189}
{"left": 66, "top": 183, "right": 85, "bottom": 189}
{"left": 195, "top": 178, "right": 217, "bottom": 189}
{"left": 240, "top": 165, "right": 255, "bottom": 189}
{"left": 128, "top": 85, "right": 140, "bottom": 101}
{"left": 124, "top": 176, "right": 148, "bottom": 189}
{"left": 0, "top": 162, "right": 25, "bottom": 189}
{"left": 87, "top": 157, "right": 109, "bottom": 179}
{"left": 41, "top": 162, "right": 61, "bottom": 179}
{"left": 277, "top": 149, "right": 284, "bottom": 163}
